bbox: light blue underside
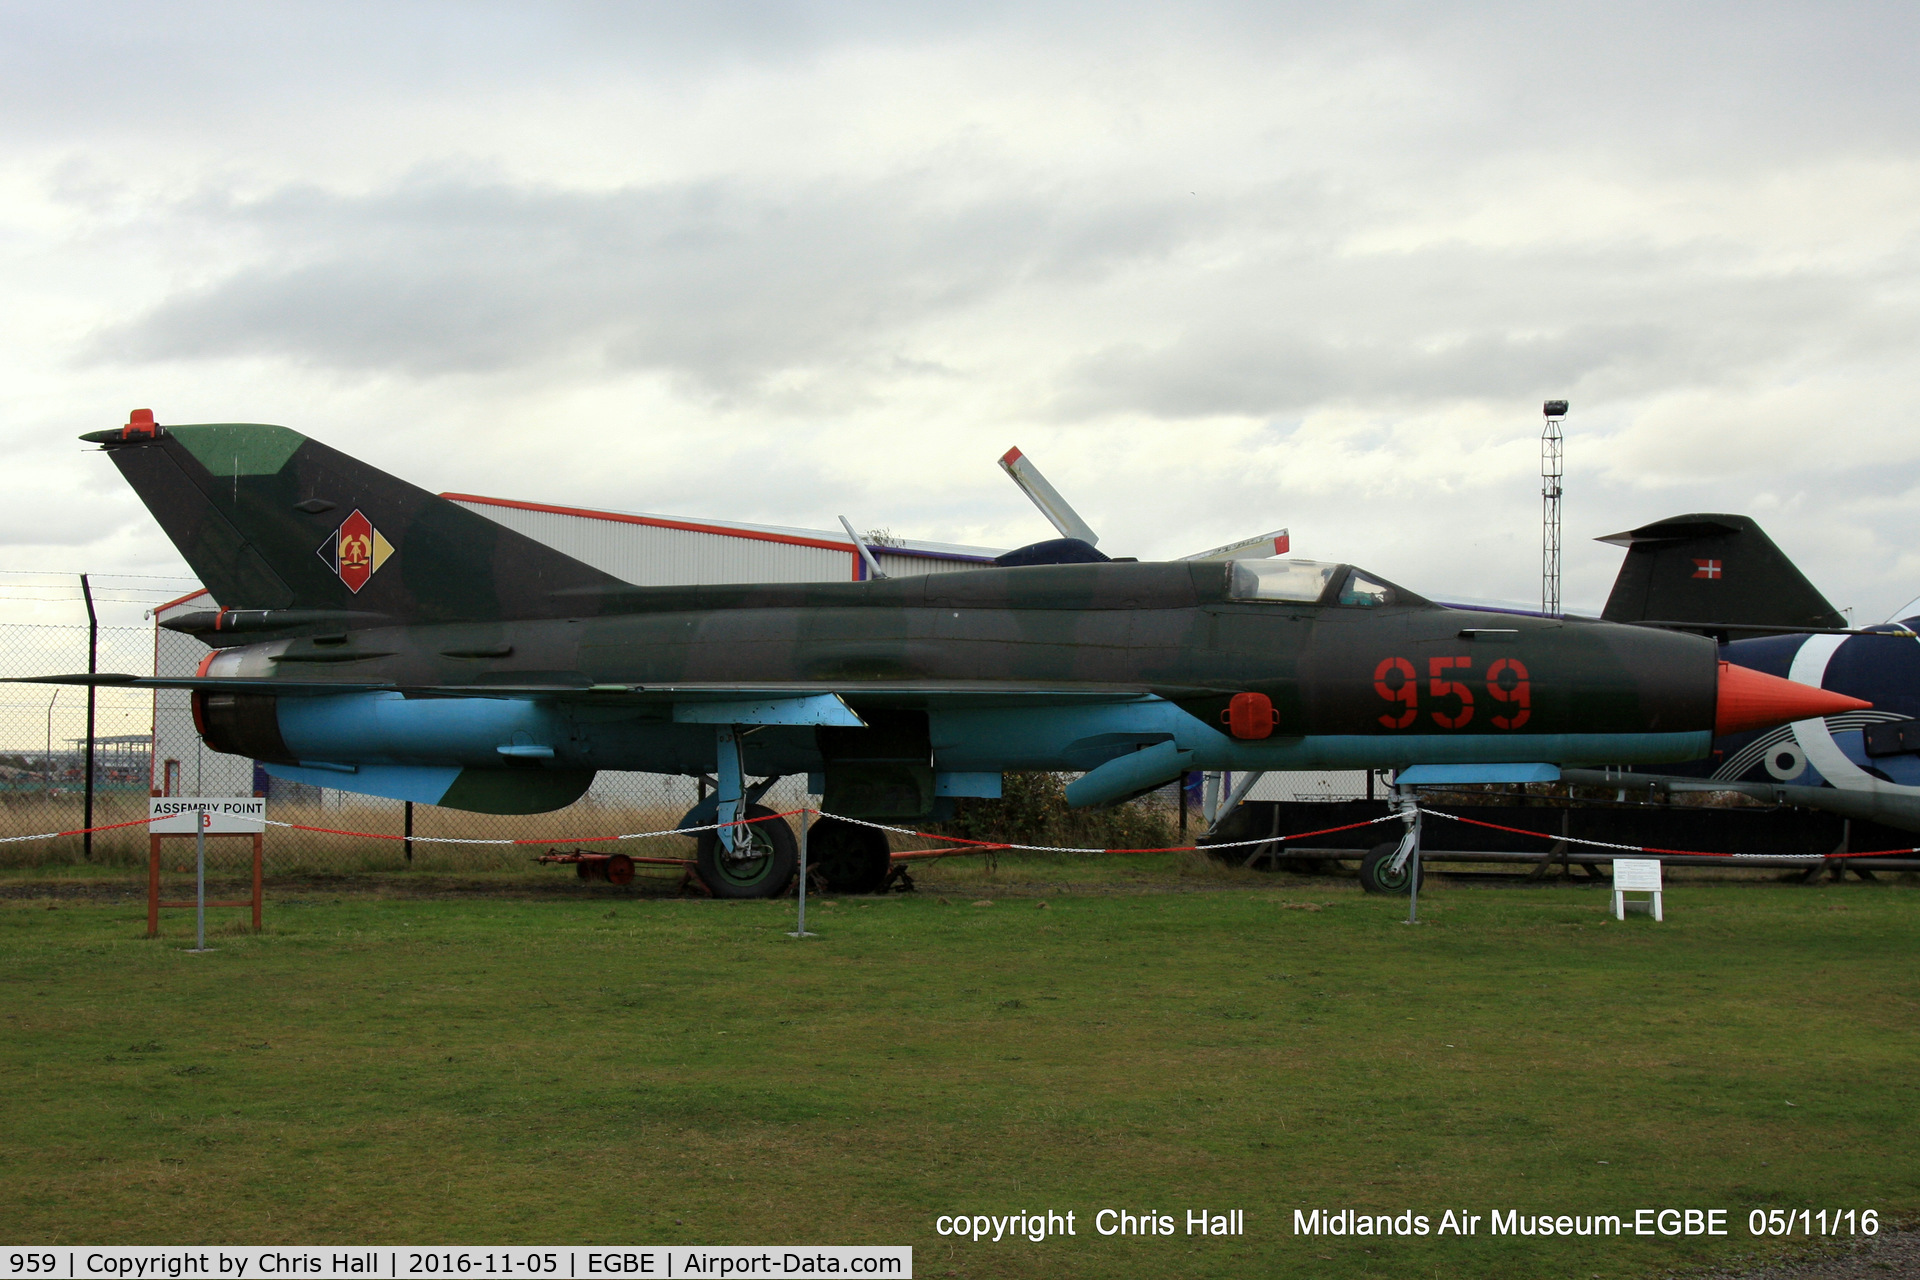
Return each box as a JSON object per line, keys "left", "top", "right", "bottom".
{"left": 1395, "top": 763, "right": 1562, "bottom": 785}
{"left": 1065, "top": 741, "right": 1194, "bottom": 808}
{"left": 672, "top": 694, "right": 864, "bottom": 726}
{"left": 934, "top": 772, "right": 1003, "bottom": 798}
{"left": 263, "top": 762, "right": 460, "bottom": 805}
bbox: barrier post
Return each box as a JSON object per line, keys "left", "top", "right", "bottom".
{"left": 788, "top": 808, "right": 817, "bottom": 938}
{"left": 252, "top": 798, "right": 264, "bottom": 933}
{"left": 81, "top": 573, "right": 97, "bottom": 861}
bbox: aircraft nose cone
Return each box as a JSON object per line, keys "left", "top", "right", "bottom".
{"left": 1715, "top": 661, "right": 1873, "bottom": 736}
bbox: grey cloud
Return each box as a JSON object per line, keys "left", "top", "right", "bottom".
{"left": 99, "top": 165, "right": 1920, "bottom": 424}
{"left": 1054, "top": 242, "right": 1920, "bottom": 419}
{"left": 7, "top": 2, "right": 1920, "bottom": 165}
{"left": 0, "top": 1, "right": 1019, "bottom": 137}
{"left": 98, "top": 173, "right": 1208, "bottom": 391}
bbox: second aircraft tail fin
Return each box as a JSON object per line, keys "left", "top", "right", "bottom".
{"left": 1597, "top": 513, "right": 1844, "bottom": 636}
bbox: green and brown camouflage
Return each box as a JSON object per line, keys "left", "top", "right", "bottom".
{"left": 34, "top": 413, "right": 1870, "bottom": 891}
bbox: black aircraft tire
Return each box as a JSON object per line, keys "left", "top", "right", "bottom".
{"left": 1359, "top": 842, "right": 1415, "bottom": 895}
{"left": 695, "top": 805, "right": 798, "bottom": 899}
{"left": 804, "top": 817, "right": 894, "bottom": 895}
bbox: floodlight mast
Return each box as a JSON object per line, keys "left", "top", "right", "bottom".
{"left": 1542, "top": 400, "right": 1568, "bottom": 618}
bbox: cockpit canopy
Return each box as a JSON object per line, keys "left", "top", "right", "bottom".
{"left": 1226, "top": 559, "right": 1420, "bottom": 608}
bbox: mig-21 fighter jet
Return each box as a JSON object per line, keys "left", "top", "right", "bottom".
{"left": 14, "top": 412, "right": 1868, "bottom": 897}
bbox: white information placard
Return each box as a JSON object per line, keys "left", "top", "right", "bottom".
{"left": 149, "top": 797, "right": 266, "bottom": 834}
{"left": 1612, "top": 857, "right": 1663, "bottom": 891}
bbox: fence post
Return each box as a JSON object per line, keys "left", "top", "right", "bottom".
{"left": 148, "top": 787, "right": 161, "bottom": 937}
{"left": 404, "top": 800, "right": 414, "bottom": 863}
{"left": 80, "top": 574, "right": 97, "bottom": 861}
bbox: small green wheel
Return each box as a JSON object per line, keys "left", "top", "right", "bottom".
{"left": 695, "top": 804, "right": 798, "bottom": 899}
{"left": 1359, "top": 841, "right": 1415, "bottom": 895}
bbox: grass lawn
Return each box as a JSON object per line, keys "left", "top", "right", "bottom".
{"left": 1, "top": 864, "right": 1915, "bottom": 1279}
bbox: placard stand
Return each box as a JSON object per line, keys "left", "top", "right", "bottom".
{"left": 1611, "top": 857, "right": 1664, "bottom": 921}
{"left": 148, "top": 791, "right": 265, "bottom": 938}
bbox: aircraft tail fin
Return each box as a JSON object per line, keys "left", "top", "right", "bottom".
{"left": 86, "top": 411, "right": 629, "bottom": 625}
{"left": 1597, "top": 513, "right": 1844, "bottom": 634}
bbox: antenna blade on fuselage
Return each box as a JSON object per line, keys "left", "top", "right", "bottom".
{"left": 998, "top": 447, "right": 1099, "bottom": 547}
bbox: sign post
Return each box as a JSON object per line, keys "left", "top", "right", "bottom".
{"left": 195, "top": 815, "right": 207, "bottom": 951}
{"left": 148, "top": 797, "right": 267, "bottom": 943}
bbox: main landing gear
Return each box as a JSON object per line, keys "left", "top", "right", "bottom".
{"left": 802, "top": 816, "right": 893, "bottom": 896}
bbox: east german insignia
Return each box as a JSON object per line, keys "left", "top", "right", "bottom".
{"left": 317, "top": 509, "right": 394, "bottom": 594}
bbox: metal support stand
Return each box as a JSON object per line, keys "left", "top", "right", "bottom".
{"left": 788, "top": 807, "right": 817, "bottom": 938}
{"left": 1542, "top": 401, "right": 1565, "bottom": 618}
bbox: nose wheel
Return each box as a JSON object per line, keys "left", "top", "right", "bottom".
{"left": 1359, "top": 841, "right": 1416, "bottom": 894}
{"left": 695, "top": 803, "right": 797, "bottom": 898}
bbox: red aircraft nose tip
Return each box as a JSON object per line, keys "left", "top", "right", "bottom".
{"left": 1715, "top": 661, "right": 1873, "bottom": 737}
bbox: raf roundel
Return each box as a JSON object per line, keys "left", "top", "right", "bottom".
{"left": 316, "top": 508, "right": 394, "bottom": 594}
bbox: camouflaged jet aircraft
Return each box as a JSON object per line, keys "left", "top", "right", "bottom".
{"left": 17, "top": 411, "right": 1870, "bottom": 897}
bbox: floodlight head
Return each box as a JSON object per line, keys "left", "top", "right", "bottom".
{"left": 1543, "top": 399, "right": 1569, "bottom": 417}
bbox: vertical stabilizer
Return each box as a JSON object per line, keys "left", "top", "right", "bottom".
{"left": 1598, "top": 513, "right": 1844, "bottom": 636}
{"left": 85, "top": 414, "right": 629, "bottom": 624}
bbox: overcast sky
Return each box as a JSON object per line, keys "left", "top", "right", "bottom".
{"left": 5, "top": 0, "right": 1919, "bottom": 628}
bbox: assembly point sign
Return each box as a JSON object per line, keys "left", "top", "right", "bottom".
{"left": 148, "top": 797, "right": 266, "bottom": 834}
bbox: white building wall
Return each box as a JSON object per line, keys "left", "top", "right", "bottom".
{"left": 451, "top": 499, "right": 854, "bottom": 585}
{"left": 872, "top": 550, "right": 986, "bottom": 578}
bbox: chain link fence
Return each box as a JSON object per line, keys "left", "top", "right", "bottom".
{"left": 0, "top": 621, "right": 158, "bottom": 868}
